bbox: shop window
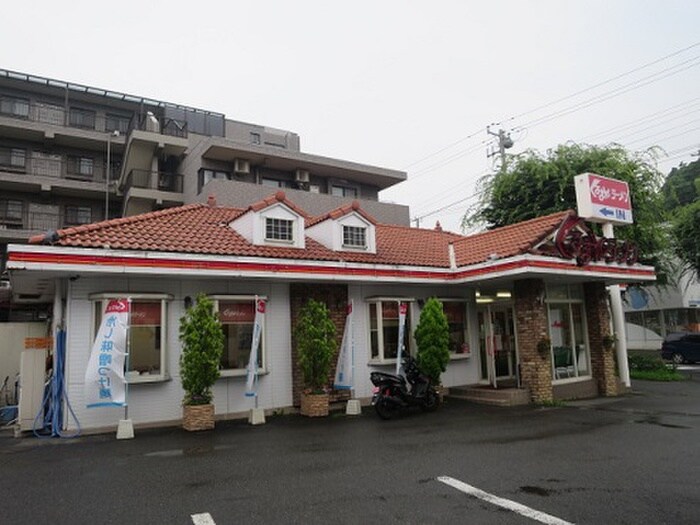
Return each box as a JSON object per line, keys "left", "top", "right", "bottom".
{"left": 91, "top": 295, "right": 170, "bottom": 383}
{"left": 548, "top": 302, "right": 589, "bottom": 380}
{"left": 368, "top": 300, "right": 413, "bottom": 362}
{"left": 342, "top": 225, "right": 367, "bottom": 248}
{"left": 212, "top": 296, "right": 265, "bottom": 375}
{"left": 442, "top": 301, "right": 470, "bottom": 355}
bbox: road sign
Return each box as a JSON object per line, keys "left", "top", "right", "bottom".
{"left": 574, "top": 172, "right": 633, "bottom": 225}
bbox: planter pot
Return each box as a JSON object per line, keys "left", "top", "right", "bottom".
{"left": 183, "top": 403, "right": 215, "bottom": 431}
{"left": 300, "top": 392, "right": 330, "bottom": 417}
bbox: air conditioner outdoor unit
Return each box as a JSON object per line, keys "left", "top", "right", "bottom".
{"left": 295, "top": 170, "right": 310, "bottom": 183}
{"left": 234, "top": 159, "right": 250, "bottom": 174}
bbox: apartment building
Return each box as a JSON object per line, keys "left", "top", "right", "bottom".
{"left": 0, "top": 69, "right": 408, "bottom": 320}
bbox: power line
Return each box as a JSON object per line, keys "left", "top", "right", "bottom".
{"left": 402, "top": 126, "right": 484, "bottom": 169}
{"left": 494, "top": 41, "right": 700, "bottom": 126}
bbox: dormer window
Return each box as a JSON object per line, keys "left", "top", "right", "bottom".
{"left": 343, "top": 225, "right": 367, "bottom": 249}
{"left": 265, "top": 217, "right": 294, "bottom": 242}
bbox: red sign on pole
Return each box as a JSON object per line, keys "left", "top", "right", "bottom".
{"left": 574, "top": 173, "right": 633, "bottom": 225}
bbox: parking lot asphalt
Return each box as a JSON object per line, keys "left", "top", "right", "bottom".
{"left": 2, "top": 373, "right": 699, "bottom": 525}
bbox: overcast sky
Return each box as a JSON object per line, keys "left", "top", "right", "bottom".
{"left": 2, "top": 1, "right": 698, "bottom": 232}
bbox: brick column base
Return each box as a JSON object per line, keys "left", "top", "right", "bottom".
{"left": 585, "top": 282, "right": 619, "bottom": 396}
{"left": 514, "top": 279, "right": 553, "bottom": 403}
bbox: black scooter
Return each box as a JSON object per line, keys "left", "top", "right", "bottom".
{"left": 370, "top": 355, "right": 440, "bottom": 419}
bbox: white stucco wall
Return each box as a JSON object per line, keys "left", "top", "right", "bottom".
{"left": 64, "top": 276, "right": 292, "bottom": 431}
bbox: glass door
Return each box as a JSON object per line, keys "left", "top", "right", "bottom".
{"left": 478, "top": 305, "right": 517, "bottom": 387}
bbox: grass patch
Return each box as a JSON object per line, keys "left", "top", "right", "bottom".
{"left": 630, "top": 369, "right": 685, "bottom": 381}
{"left": 628, "top": 354, "right": 686, "bottom": 382}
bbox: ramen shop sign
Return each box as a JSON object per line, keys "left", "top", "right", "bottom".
{"left": 574, "top": 173, "right": 633, "bottom": 225}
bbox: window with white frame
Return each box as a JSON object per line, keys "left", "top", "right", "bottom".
{"left": 368, "top": 299, "right": 413, "bottom": 361}
{"left": 91, "top": 294, "right": 171, "bottom": 382}
{"left": 546, "top": 284, "right": 590, "bottom": 380}
{"left": 212, "top": 296, "right": 265, "bottom": 375}
{"left": 342, "top": 225, "right": 367, "bottom": 248}
{"left": 441, "top": 300, "right": 471, "bottom": 355}
{"left": 265, "top": 217, "right": 294, "bottom": 242}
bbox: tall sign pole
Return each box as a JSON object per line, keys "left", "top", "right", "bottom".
{"left": 574, "top": 173, "right": 632, "bottom": 387}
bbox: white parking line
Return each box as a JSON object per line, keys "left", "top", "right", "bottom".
{"left": 191, "top": 512, "right": 216, "bottom": 525}
{"left": 437, "top": 476, "right": 574, "bottom": 525}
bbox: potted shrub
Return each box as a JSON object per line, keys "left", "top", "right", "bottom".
{"left": 414, "top": 298, "right": 451, "bottom": 396}
{"left": 295, "top": 299, "right": 337, "bottom": 417}
{"left": 179, "top": 293, "right": 224, "bottom": 431}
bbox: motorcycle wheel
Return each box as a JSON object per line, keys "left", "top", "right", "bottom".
{"left": 421, "top": 389, "right": 440, "bottom": 412}
{"left": 374, "top": 397, "right": 399, "bottom": 420}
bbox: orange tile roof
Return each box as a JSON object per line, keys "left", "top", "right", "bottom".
{"left": 453, "top": 210, "right": 574, "bottom": 266}
{"left": 306, "top": 200, "right": 378, "bottom": 227}
{"left": 30, "top": 200, "right": 572, "bottom": 269}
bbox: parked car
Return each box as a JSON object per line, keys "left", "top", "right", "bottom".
{"left": 661, "top": 332, "right": 700, "bottom": 364}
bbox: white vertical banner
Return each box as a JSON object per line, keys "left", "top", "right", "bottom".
{"left": 245, "top": 297, "right": 266, "bottom": 397}
{"left": 85, "top": 298, "right": 129, "bottom": 408}
{"left": 333, "top": 300, "right": 354, "bottom": 390}
{"left": 395, "top": 302, "right": 408, "bottom": 375}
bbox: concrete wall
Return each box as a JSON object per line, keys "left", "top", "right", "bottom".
{"left": 198, "top": 179, "right": 411, "bottom": 226}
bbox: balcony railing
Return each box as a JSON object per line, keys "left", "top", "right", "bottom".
{"left": 128, "top": 113, "right": 188, "bottom": 138}
{"left": 0, "top": 209, "right": 103, "bottom": 233}
{"left": 125, "top": 169, "right": 183, "bottom": 193}
{"left": 0, "top": 147, "right": 120, "bottom": 183}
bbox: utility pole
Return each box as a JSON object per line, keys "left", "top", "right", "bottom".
{"left": 486, "top": 125, "right": 514, "bottom": 172}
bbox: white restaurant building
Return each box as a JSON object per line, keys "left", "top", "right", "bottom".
{"left": 7, "top": 192, "right": 655, "bottom": 432}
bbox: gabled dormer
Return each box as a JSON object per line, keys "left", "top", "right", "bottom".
{"left": 306, "top": 200, "right": 377, "bottom": 254}
{"left": 229, "top": 191, "right": 307, "bottom": 249}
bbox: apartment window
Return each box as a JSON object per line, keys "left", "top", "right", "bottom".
{"left": 64, "top": 205, "right": 92, "bottom": 225}
{"left": 67, "top": 156, "right": 94, "bottom": 178}
{"left": 213, "top": 296, "right": 265, "bottom": 374}
{"left": 0, "top": 96, "right": 30, "bottom": 118}
{"left": 265, "top": 217, "right": 294, "bottom": 242}
{"left": 91, "top": 294, "right": 170, "bottom": 382}
{"left": 250, "top": 132, "right": 261, "bottom": 145}
{"left": 69, "top": 107, "right": 96, "bottom": 129}
{"left": 0, "top": 199, "right": 23, "bottom": 224}
{"left": 369, "top": 300, "right": 413, "bottom": 361}
{"left": 199, "top": 168, "right": 231, "bottom": 190}
{"left": 331, "top": 185, "right": 358, "bottom": 198}
{"left": 0, "top": 147, "right": 26, "bottom": 170}
{"left": 261, "top": 178, "right": 290, "bottom": 189}
{"left": 546, "top": 284, "right": 590, "bottom": 380}
{"left": 106, "top": 114, "right": 130, "bottom": 134}
{"left": 442, "top": 301, "right": 470, "bottom": 355}
{"left": 342, "top": 225, "right": 367, "bottom": 248}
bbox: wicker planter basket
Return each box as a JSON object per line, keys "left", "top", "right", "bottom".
{"left": 183, "top": 403, "right": 215, "bottom": 431}
{"left": 300, "top": 392, "right": 330, "bottom": 417}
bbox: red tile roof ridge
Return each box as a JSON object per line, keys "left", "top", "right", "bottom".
{"left": 31, "top": 203, "right": 208, "bottom": 244}
{"left": 376, "top": 221, "right": 464, "bottom": 239}
{"left": 307, "top": 200, "right": 378, "bottom": 227}
{"left": 246, "top": 191, "right": 310, "bottom": 218}
{"left": 454, "top": 209, "right": 574, "bottom": 246}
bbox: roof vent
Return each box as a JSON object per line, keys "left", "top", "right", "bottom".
{"left": 207, "top": 194, "right": 217, "bottom": 207}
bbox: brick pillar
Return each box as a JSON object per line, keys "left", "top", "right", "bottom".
{"left": 514, "top": 279, "right": 553, "bottom": 403}
{"left": 290, "top": 283, "right": 348, "bottom": 406}
{"left": 584, "top": 282, "right": 618, "bottom": 396}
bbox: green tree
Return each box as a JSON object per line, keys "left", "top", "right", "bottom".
{"left": 662, "top": 154, "right": 700, "bottom": 210}
{"left": 179, "top": 294, "right": 224, "bottom": 405}
{"left": 462, "top": 143, "right": 669, "bottom": 273}
{"left": 295, "top": 299, "right": 337, "bottom": 394}
{"left": 672, "top": 199, "right": 700, "bottom": 275}
{"left": 414, "top": 298, "right": 450, "bottom": 384}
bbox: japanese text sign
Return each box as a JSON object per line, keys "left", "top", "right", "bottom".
{"left": 574, "top": 173, "right": 633, "bottom": 225}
